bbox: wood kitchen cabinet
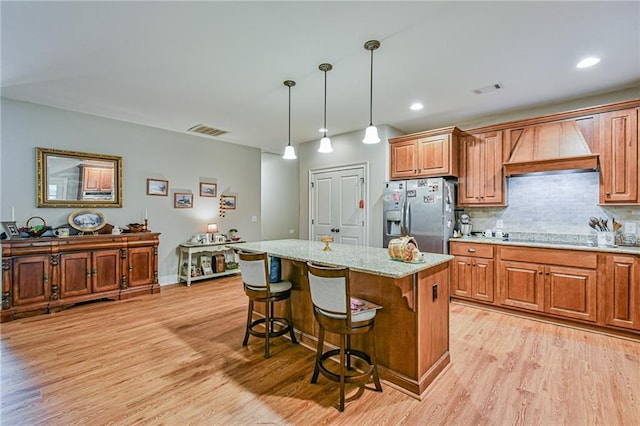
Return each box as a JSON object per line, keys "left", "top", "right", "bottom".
{"left": 498, "top": 246, "right": 598, "bottom": 322}
{"left": 599, "top": 108, "right": 639, "bottom": 204}
{"left": 1, "top": 233, "right": 160, "bottom": 322}
{"left": 458, "top": 131, "right": 505, "bottom": 206}
{"left": 79, "top": 165, "right": 114, "bottom": 199}
{"left": 602, "top": 254, "right": 639, "bottom": 330}
{"left": 450, "top": 241, "right": 494, "bottom": 302}
{"left": 389, "top": 127, "right": 460, "bottom": 180}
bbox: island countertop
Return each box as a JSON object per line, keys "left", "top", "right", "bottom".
{"left": 229, "top": 239, "right": 453, "bottom": 279}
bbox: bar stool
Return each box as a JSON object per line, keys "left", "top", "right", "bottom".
{"left": 238, "top": 251, "right": 297, "bottom": 358}
{"left": 306, "top": 262, "right": 382, "bottom": 411}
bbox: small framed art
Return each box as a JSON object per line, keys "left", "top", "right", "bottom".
{"left": 200, "top": 183, "right": 217, "bottom": 198}
{"left": 1, "top": 221, "right": 21, "bottom": 239}
{"left": 221, "top": 195, "right": 236, "bottom": 210}
{"left": 147, "top": 178, "right": 169, "bottom": 196}
{"left": 174, "top": 192, "right": 193, "bottom": 208}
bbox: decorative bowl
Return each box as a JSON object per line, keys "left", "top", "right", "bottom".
{"left": 128, "top": 223, "right": 144, "bottom": 233}
{"left": 26, "top": 216, "right": 48, "bottom": 237}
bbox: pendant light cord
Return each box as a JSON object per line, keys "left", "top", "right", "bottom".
{"left": 288, "top": 84, "right": 292, "bottom": 146}
{"left": 369, "top": 47, "right": 374, "bottom": 126}
{"left": 323, "top": 70, "right": 328, "bottom": 137}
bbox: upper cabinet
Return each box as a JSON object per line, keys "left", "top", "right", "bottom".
{"left": 389, "top": 127, "right": 460, "bottom": 180}
{"left": 458, "top": 131, "right": 505, "bottom": 206}
{"left": 599, "top": 108, "right": 639, "bottom": 204}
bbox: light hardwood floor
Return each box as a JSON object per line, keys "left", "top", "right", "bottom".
{"left": 1, "top": 275, "right": 639, "bottom": 425}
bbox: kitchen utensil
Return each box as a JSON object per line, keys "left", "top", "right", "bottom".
{"left": 600, "top": 218, "right": 609, "bottom": 231}
{"left": 589, "top": 217, "right": 601, "bottom": 231}
{"left": 612, "top": 218, "right": 623, "bottom": 232}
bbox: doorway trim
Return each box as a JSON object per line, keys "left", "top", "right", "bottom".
{"left": 308, "top": 162, "right": 369, "bottom": 246}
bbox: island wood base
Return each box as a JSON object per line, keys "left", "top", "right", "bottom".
{"left": 261, "top": 258, "right": 451, "bottom": 399}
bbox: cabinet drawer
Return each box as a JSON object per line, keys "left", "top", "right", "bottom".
{"left": 450, "top": 242, "right": 494, "bottom": 258}
{"left": 500, "top": 246, "right": 597, "bottom": 269}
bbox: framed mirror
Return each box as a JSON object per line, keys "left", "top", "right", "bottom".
{"left": 36, "top": 147, "right": 123, "bottom": 208}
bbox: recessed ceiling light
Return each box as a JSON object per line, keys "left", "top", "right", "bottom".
{"left": 318, "top": 128, "right": 327, "bottom": 133}
{"left": 410, "top": 103, "right": 424, "bottom": 111}
{"left": 576, "top": 57, "right": 600, "bottom": 68}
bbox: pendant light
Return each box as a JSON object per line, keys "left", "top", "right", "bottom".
{"left": 318, "top": 63, "right": 333, "bottom": 153}
{"left": 282, "top": 80, "right": 297, "bottom": 160}
{"left": 362, "top": 40, "right": 381, "bottom": 144}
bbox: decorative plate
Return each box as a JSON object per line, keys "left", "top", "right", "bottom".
{"left": 68, "top": 209, "right": 107, "bottom": 232}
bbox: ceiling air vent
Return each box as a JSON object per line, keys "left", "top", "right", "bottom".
{"left": 472, "top": 83, "right": 504, "bottom": 95}
{"left": 187, "top": 124, "right": 228, "bottom": 137}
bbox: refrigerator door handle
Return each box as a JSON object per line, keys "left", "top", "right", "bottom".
{"left": 407, "top": 202, "right": 412, "bottom": 235}
{"left": 401, "top": 199, "right": 407, "bottom": 236}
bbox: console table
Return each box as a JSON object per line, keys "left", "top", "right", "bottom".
{"left": 1, "top": 233, "right": 160, "bottom": 322}
{"left": 177, "top": 242, "right": 243, "bottom": 286}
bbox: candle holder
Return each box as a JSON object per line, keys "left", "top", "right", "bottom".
{"left": 142, "top": 219, "right": 150, "bottom": 232}
{"left": 321, "top": 236, "right": 334, "bottom": 251}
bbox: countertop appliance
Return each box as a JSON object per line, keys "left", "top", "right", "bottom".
{"left": 383, "top": 178, "right": 456, "bottom": 254}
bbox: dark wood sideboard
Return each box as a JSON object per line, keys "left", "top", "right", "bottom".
{"left": 1, "top": 233, "right": 160, "bottom": 322}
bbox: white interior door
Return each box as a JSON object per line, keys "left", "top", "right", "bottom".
{"left": 310, "top": 165, "right": 366, "bottom": 246}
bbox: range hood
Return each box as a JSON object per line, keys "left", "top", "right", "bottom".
{"left": 503, "top": 120, "right": 599, "bottom": 176}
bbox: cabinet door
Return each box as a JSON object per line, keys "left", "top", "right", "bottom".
{"left": 12, "top": 255, "right": 51, "bottom": 306}
{"left": 60, "top": 252, "right": 92, "bottom": 298}
{"left": 458, "top": 136, "right": 481, "bottom": 204}
{"left": 390, "top": 140, "right": 418, "bottom": 179}
{"left": 545, "top": 266, "right": 597, "bottom": 322}
{"left": 451, "top": 256, "right": 473, "bottom": 298}
{"left": 499, "top": 260, "right": 544, "bottom": 312}
{"left": 472, "top": 259, "right": 494, "bottom": 302}
{"left": 128, "top": 247, "right": 154, "bottom": 287}
{"left": 417, "top": 134, "right": 452, "bottom": 177}
{"left": 479, "top": 132, "right": 504, "bottom": 205}
{"left": 600, "top": 108, "right": 638, "bottom": 203}
{"left": 603, "top": 255, "right": 638, "bottom": 330}
{"left": 92, "top": 249, "right": 121, "bottom": 292}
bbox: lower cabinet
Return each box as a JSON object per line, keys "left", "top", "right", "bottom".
{"left": 1, "top": 233, "right": 160, "bottom": 322}
{"left": 603, "top": 254, "right": 639, "bottom": 330}
{"left": 449, "top": 241, "right": 639, "bottom": 336}
{"left": 450, "top": 242, "right": 495, "bottom": 302}
{"left": 498, "top": 247, "right": 598, "bottom": 322}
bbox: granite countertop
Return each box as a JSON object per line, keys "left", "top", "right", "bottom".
{"left": 450, "top": 236, "right": 640, "bottom": 255}
{"left": 228, "top": 239, "right": 453, "bottom": 279}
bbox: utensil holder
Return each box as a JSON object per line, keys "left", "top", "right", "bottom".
{"left": 597, "top": 232, "right": 615, "bottom": 247}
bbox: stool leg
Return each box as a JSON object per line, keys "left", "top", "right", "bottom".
{"left": 311, "top": 326, "right": 324, "bottom": 384}
{"left": 339, "top": 333, "right": 346, "bottom": 412}
{"left": 369, "top": 329, "right": 382, "bottom": 392}
{"left": 264, "top": 300, "right": 271, "bottom": 359}
{"left": 287, "top": 296, "right": 298, "bottom": 344}
{"left": 243, "top": 299, "right": 254, "bottom": 346}
{"left": 346, "top": 335, "right": 352, "bottom": 370}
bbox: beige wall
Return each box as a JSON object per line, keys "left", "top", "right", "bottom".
{"left": 261, "top": 152, "right": 299, "bottom": 240}
{"left": 1, "top": 99, "right": 262, "bottom": 284}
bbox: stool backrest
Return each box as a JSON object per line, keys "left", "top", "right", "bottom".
{"left": 307, "top": 262, "right": 351, "bottom": 323}
{"left": 237, "top": 251, "right": 271, "bottom": 295}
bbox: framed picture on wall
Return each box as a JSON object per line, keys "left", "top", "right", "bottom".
{"left": 147, "top": 178, "right": 169, "bottom": 196}
{"left": 221, "top": 195, "right": 236, "bottom": 210}
{"left": 174, "top": 193, "right": 193, "bottom": 208}
{"left": 199, "top": 183, "right": 217, "bottom": 198}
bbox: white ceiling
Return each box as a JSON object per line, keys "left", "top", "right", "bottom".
{"left": 2, "top": 1, "right": 639, "bottom": 155}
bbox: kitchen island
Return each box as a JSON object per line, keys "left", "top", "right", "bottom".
{"left": 231, "top": 239, "right": 453, "bottom": 399}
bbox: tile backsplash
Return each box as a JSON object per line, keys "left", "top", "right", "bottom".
{"left": 462, "top": 171, "right": 640, "bottom": 236}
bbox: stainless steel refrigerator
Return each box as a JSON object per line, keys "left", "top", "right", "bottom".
{"left": 383, "top": 178, "right": 456, "bottom": 254}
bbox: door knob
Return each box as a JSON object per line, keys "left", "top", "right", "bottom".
{"left": 330, "top": 228, "right": 336, "bottom": 232}
{"left": 335, "top": 228, "right": 340, "bottom": 233}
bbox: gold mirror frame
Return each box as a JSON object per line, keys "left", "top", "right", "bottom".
{"left": 36, "top": 147, "right": 123, "bottom": 208}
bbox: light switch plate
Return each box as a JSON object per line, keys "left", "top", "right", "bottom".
{"left": 496, "top": 219, "right": 504, "bottom": 229}
{"left": 624, "top": 222, "right": 637, "bottom": 234}
{"left": 251, "top": 215, "right": 257, "bottom": 222}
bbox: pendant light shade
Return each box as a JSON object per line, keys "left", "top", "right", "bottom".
{"left": 282, "top": 80, "right": 297, "bottom": 160}
{"left": 362, "top": 40, "right": 381, "bottom": 144}
{"left": 318, "top": 63, "right": 333, "bottom": 153}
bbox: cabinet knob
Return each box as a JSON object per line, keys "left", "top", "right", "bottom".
{"left": 538, "top": 270, "right": 543, "bottom": 275}
{"left": 606, "top": 192, "right": 611, "bottom": 197}
{"left": 86, "top": 270, "right": 91, "bottom": 278}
